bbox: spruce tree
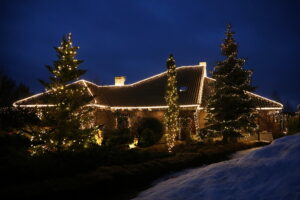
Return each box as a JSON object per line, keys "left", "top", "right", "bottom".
{"left": 31, "top": 33, "right": 95, "bottom": 154}
{"left": 164, "top": 54, "right": 180, "bottom": 152}
{"left": 0, "top": 70, "right": 31, "bottom": 107}
{"left": 206, "top": 25, "right": 257, "bottom": 142}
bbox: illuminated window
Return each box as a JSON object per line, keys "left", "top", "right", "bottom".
{"left": 179, "top": 86, "right": 187, "bottom": 92}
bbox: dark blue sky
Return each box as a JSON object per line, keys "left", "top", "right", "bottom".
{"left": 1, "top": 0, "right": 299, "bottom": 108}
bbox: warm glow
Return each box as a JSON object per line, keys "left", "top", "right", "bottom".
{"left": 197, "top": 63, "right": 207, "bottom": 104}
{"left": 114, "top": 76, "right": 126, "bottom": 86}
{"left": 199, "top": 62, "right": 207, "bottom": 77}
{"left": 205, "top": 77, "right": 283, "bottom": 108}
{"left": 95, "top": 129, "right": 103, "bottom": 145}
{"left": 128, "top": 137, "right": 138, "bottom": 149}
{"left": 82, "top": 80, "right": 98, "bottom": 103}
{"left": 13, "top": 65, "right": 283, "bottom": 112}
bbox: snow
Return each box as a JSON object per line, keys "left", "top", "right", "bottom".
{"left": 133, "top": 133, "right": 300, "bottom": 200}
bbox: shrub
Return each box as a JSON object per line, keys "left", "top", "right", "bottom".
{"left": 0, "top": 133, "right": 30, "bottom": 155}
{"left": 103, "top": 128, "right": 133, "bottom": 146}
{"left": 137, "top": 117, "right": 163, "bottom": 147}
{"left": 0, "top": 145, "right": 170, "bottom": 187}
{"left": 287, "top": 114, "right": 300, "bottom": 135}
{"left": 0, "top": 107, "right": 40, "bottom": 131}
{"left": 138, "top": 128, "right": 155, "bottom": 147}
{"left": 0, "top": 141, "right": 268, "bottom": 198}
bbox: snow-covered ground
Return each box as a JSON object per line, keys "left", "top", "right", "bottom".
{"left": 133, "top": 133, "right": 300, "bottom": 200}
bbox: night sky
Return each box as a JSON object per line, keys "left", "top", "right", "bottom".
{"left": 1, "top": 0, "right": 299, "bottom": 108}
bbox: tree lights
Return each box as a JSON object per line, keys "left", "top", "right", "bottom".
{"left": 29, "top": 33, "right": 96, "bottom": 154}
{"left": 164, "top": 54, "right": 180, "bottom": 152}
{"left": 206, "top": 24, "right": 257, "bottom": 142}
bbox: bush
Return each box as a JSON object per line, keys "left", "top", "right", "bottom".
{"left": 0, "top": 141, "right": 268, "bottom": 198}
{"left": 138, "top": 128, "right": 155, "bottom": 147}
{"left": 0, "top": 107, "right": 40, "bottom": 131}
{"left": 137, "top": 118, "right": 163, "bottom": 147}
{"left": 103, "top": 128, "right": 133, "bottom": 146}
{"left": 0, "top": 145, "right": 170, "bottom": 187}
{"left": 0, "top": 133, "right": 30, "bottom": 156}
{"left": 287, "top": 114, "right": 300, "bottom": 135}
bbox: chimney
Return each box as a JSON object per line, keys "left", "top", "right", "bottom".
{"left": 199, "top": 62, "right": 207, "bottom": 68}
{"left": 114, "top": 76, "right": 126, "bottom": 86}
{"left": 199, "top": 61, "right": 207, "bottom": 77}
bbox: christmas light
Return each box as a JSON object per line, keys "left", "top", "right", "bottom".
{"left": 205, "top": 77, "right": 283, "bottom": 109}
{"left": 24, "top": 32, "right": 99, "bottom": 154}
{"left": 128, "top": 137, "right": 138, "bottom": 149}
{"left": 197, "top": 62, "right": 207, "bottom": 104}
{"left": 100, "top": 65, "right": 202, "bottom": 87}
{"left": 164, "top": 55, "right": 180, "bottom": 152}
{"left": 16, "top": 65, "right": 282, "bottom": 111}
{"left": 82, "top": 80, "right": 97, "bottom": 104}
{"left": 194, "top": 107, "right": 201, "bottom": 131}
{"left": 94, "top": 129, "right": 103, "bottom": 145}
{"left": 13, "top": 55, "right": 283, "bottom": 152}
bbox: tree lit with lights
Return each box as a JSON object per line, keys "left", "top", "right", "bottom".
{"left": 164, "top": 54, "right": 180, "bottom": 152}
{"left": 30, "top": 33, "right": 96, "bottom": 154}
{"left": 206, "top": 25, "right": 257, "bottom": 142}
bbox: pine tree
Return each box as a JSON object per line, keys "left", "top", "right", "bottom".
{"left": 0, "top": 69, "right": 31, "bottom": 107}
{"left": 206, "top": 25, "right": 257, "bottom": 143}
{"left": 164, "top": 54, "right": 180, "bottom": 152}
{"left": 31, "top": 33, "right": 95, "bottom": 154}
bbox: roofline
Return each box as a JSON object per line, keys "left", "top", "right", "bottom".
{"left": 13, "top": 103, "right": 282, "bottom": 111}
{"left": 245, "top": 91, "right": 284, "bottom": 108}
{"left": 14, "top": 103, "right": 200, "bottom": 110}
{"left": 13, "top": 79, "right": 94, "bottom": 106}
{"left": 14, "top": 66, "right": 283, "bottom": 110}
{"left": 204, "top": 77, "right": 283, "bottom": 108}
{"left": 86, "top": 65, "right": 202, "bottom": 88}
{"left": 256, "top": 107, "right": 283, "bottom": 110}
{"left": 197, "top": 64, "right": 206, "bottom": 104}
{"left": 13, "top": 65, "right": 202, "bottom": 107}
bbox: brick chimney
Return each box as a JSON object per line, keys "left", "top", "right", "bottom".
{"left": 114, "top": 76, "right": 126, "bottom": 86}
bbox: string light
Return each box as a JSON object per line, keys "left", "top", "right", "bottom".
{"left": 164, "top": 55, "right": 180, "bottom": 152}
{"left": 205, "top": 77, "right": 283, "bottom": 108}
{"left": 128, "top": 137, "right": 138, "bottom": 149}
{"left": 24, "top": 32, "right": 100, "bottom": 154}
{"left": 14, "top": 65, "right": 282, "bottom": 111}
{"left": 13, "top": 53, "right": 283, "bottom": 153}
{"left": 94, "top": 129, "right": 104, "bottom": 145}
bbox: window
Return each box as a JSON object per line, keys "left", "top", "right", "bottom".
{"left": 116, "top": 114, "right": 129, "bottom": 129}
{"left": 179, "top": 86, "right": 187, "bottom": 92}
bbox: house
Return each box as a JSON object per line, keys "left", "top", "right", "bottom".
{"left": 13, "top": 62, "right": 283, "bottom": 140}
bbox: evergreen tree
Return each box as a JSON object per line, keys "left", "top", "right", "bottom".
{"left": 164, "top": 54, "right": 180, "bottom": 152}
{"left": 206, "top": 25, "right": 257, "bottom": 142}
{"left": 0, "top": 69, "right": 31, "bottom": 107}
{"left": 31, "top": 33, "right": 95, "bottom": 154}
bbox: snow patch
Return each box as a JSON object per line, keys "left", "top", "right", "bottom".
{"left": 133, "top": 133, "right": 300, "bottom": 200}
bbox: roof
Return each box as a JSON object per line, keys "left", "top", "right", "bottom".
{"left": 14, "top": 65, "right": 283, "bottom": 110}
{"left": 201, "top": 77, "right": 283, "bottom": 109}
{"left": 87, "top": 66, "right": 203, "bottom": 107}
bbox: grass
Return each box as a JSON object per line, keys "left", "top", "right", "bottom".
{"left": 0, "top": 139, "right": 268, "bottom": 199}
